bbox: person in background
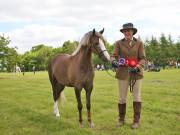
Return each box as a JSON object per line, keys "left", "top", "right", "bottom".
{"left": 111, "top": 23, "right": 146, "bottom": 129}
{"left": 32, "top": 66, "right": 36, "bottom": 74}
{"left": 21, "top": 65, "right": 25, "bottom": 75}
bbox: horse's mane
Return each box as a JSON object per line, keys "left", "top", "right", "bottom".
{"left": 72, "top": 32, "right": 91, "bottom": 56}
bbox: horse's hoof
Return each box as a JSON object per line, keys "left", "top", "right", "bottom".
{"left": 88, "top": 122, "right": 95, "bottom": 128}
{"left": 53, "top": 112, "right": 60, "bottom": 117}
{"left": 55, "top": 114, "right": 60, "bottom": 117}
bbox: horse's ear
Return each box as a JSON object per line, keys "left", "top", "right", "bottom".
{"left": 93, "top": 29, "right": 95, "bottom": 36}
{"left": 99, "top": 28, "right": 104, "bottom": 34}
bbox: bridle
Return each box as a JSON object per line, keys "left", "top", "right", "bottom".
{"left": 92, "top": 41, "right": 117, "bottom": 78}
{"left": 92, "top": 40, "right": 108, "bottom": 59}
{"left": 90, "top": 37, "right": 116, "bottom": 78}
{"left": 97, "top": 49, "right": 108, "bottom": 59}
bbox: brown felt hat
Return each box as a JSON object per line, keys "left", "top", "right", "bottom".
{"left": 120, "top": 23, "right": 137, "bottom": 35}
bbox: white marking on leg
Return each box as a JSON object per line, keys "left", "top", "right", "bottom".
{"left": 54, "top": 101, "right": 60, "bottom": 117}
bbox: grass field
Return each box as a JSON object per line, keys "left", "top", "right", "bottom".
{"left": 0, "top": 69, "right": 180, "bottom": 135}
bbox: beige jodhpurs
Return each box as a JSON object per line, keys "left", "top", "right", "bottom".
{"left": 118, "top": 79, "right": 142, "bottom": 104}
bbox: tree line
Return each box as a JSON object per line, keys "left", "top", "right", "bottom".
{"left": 0, "top": 34, "right": 180, "bottom": 72}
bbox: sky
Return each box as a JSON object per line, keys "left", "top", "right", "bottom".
{"left": 0, "top": 0, "right": 179, "bottom": 54}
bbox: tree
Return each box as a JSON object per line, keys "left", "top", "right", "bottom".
{"left": 175, "top": 41, "right": 180, "bottom": 62}
{"left": 21, "top": 44, "right": 53, "bottom": 71}
{"left": 144, "top": 34, "right": 178, "bottom": 68}
{"left": 0, "top": 35, "right": 18, "bottom": 72}
{"left": 61, "top": 40, "right": 78, "bottom": 54}
{"left": 145, "top": 36, "right": 160, "bottom": 65}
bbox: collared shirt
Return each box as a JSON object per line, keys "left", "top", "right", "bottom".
{"left": 125, "top": 37, "right": 133, "bottom": 47}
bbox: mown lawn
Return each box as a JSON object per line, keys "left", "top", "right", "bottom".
{"left": 0, "top": 69, "right": 180, "bottom": 135}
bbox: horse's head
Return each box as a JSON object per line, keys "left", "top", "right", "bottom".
{"left": 89, "top": 28, "right": 110, "bottom": 62}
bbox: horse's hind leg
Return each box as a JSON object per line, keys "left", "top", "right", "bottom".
{"left": 52, "top": 82, "right": 65, "bottom": 117}
{"left": 74, "top": 87, "right": 83, "bottom": 127}
{"left": 85, "top": 85, "right": 94, "bottom": 128}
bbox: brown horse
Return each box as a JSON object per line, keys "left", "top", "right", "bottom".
{"left": 48, "top": 29, "right": 110, "bottom": 127}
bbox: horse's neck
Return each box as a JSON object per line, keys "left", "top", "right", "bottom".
{"left": 74, "top": 47, "right": 92, "bottom": 66}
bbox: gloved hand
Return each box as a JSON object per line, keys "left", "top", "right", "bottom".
{"left": 112, "top": 60, "right": 119, "bottom": 68}
{"left": 129, "top": 67, "right": 140, "bottom": 73}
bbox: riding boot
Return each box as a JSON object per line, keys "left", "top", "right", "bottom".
{"left": 117, "top": 103, "right": 126, "bottom": 127}
{"left": 132, "top": 102, "right": 141, "bottom": 129}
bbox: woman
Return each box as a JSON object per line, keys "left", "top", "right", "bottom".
{"left": 111, "top": 23, "right": 146, "bottom": 129}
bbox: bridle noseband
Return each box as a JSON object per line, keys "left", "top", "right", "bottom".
{"left": 92, "top": 41, "right": 107, "bottom": 59}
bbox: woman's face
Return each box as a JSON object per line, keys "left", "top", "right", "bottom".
{"left": 123, "top": 29, "right": 134, "bottom": 40}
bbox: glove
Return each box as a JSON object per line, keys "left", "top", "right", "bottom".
{"left": 129, "top": 67, "right": 140, "bottom": 73}
{"left": 112, "top": 60, "right": 119, "bottom": 68}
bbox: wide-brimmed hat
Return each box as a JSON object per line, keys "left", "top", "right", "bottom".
{"left": 120, "top": 23, "right": 137, "bottom": 35}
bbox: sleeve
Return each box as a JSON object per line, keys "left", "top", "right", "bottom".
{"left": 110, "top": 41, "right": 120, "bottom": 62}
{"left": 137, "top": 41, "right": 146, "bottom": 69}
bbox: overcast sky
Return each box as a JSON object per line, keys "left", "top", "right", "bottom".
{"left": 0, "top": 0, "right": 179, "bottom": 54}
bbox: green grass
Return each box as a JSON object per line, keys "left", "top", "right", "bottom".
{"left": 0, "top": 69, "right": 180, "bottom": 135}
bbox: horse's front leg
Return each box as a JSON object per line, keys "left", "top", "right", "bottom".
{"left": 85, "top": 85, "right": 94, "bottom": 128}
{"left": 74, "top": 88, "right": 83, "bottom": 127}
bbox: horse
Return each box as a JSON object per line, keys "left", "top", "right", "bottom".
{"left": 14, "top": 65, "right": 21, "bottom": 75}
{"left": 48, "top": 28, "right": 110, "bottom": 128}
